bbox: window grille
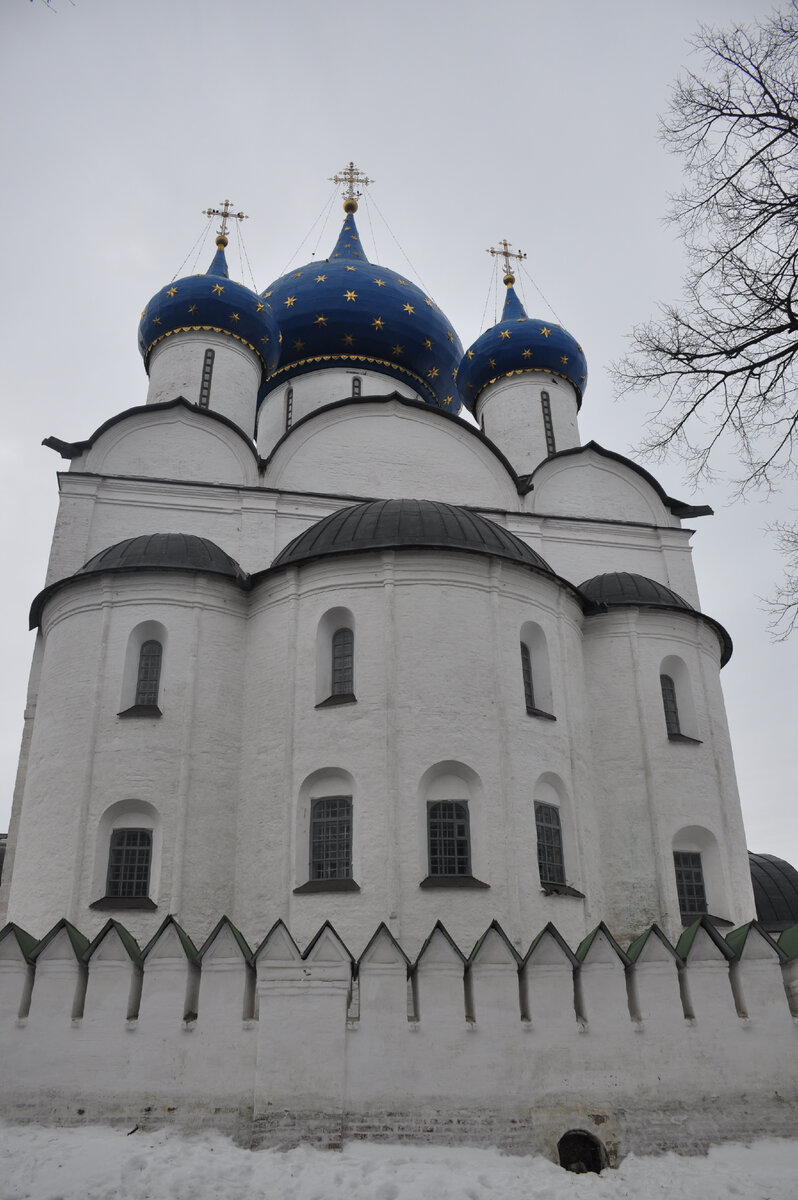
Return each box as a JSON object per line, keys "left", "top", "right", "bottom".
{"left": 135, "top": 640, "right": 163, "bottom": 707}
{"left": 106, "top": 828, "right": 152, "bottom": 898}
{"left": 428, "top": 800, "right": 470, "bottom": 876}
{"left": 673, "top": 850, "right": 707, "bottom": 922}
{"left": 660, "top": 674, "right": 681, "bottom": 737}
{"left": 198, "top": 348, "right": 215, "bottom": 408}
{"left": 285, "top": 386, "right": 294, "bottom": 430}
{"left": 541, "top": 390, "right": 556, "bottom": 456}
{"left": 535, "top": 801, "right": 566, "bottom": 886}
{"left": 310, "top": 795, "right": 353, "bottom": 879}
{"left": 331, "top": 627, "right": 354, "bottom": 695}
{"left": 352, "top": 377, "right": 362, "bottom": 396}
{"left": 521, "top": 642, "right": 535, "bottom": 711}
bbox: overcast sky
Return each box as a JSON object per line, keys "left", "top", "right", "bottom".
{"left": 2, "top": 0, "right": 796, "bottom": 873}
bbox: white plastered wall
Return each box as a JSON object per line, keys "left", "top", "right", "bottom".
{"left": 475, "top": 372, "right": 581, "bottom": 476}
{"left": 146, "top": 331, "right": 262, "bottom": 436}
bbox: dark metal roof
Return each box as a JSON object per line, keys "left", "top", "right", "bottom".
{"left": 578, "top": 571, "right": 733, "bottom": 666}
{"left": 749, "top": 852, "right": 798, "bottom": 932}
{"left": 272, "top": 499, "right": 554, "bottom": 574}
{"left": 579, "top": 572, "right": 692, "bottom": 609}
{"left": 30, "top": 534, "right": 247, "bottom": 629}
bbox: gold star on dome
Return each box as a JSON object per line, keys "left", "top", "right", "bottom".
{"left": 263, "top": 290, "right": 273, "bottom": 298}
{"left": 447, "top": 331, "right": 453, "bottom": 341}
{"left": 315, "top": 274, "right": 327, "bottom": 283}
{"left": 577, "top": 344, "right": 583, "bottom": 353}
{"left": 260, "top": 335, "right": 270, "bottom": 343}
{"left": 166, "top": 286, "right": 178, "bottom": 298}
{"left": 284, "top": 295, "right": 297, "bottom": 307}
{"left": 345, "top": 265, "right": 357, "bottom": 272}
{"left": 522, "top": 348, "right": 532, "bottom": 359}
{"left": 499, "top": 329, "right": 511, "bottom": 340}
{"left": 292, "top": 272, "right": 303, "bottom": 278}
{"left": 580, "top": 374, "right": 586, "bottom": 381}
{"left": 153, "top": 316, "right": 162, "bottom": 325}
{"left": 452, "top": 367, "right": 458, "bottom": 380}
{"left": 372, "top": 316, "right": 385, "bottom": 330}
{"left": 140, "top": 309, "right": 147, "bottom": 319}
{"left": 560, "top": 354, "right": 569, "bottom": 365}
{"left": 256, "top": 302, "right": 265, "bottom": 312}
{"left": 424, "top": 299, "right": 434, "bottom": 307}
{"left": 428, "top": 366, "right": 439, "bottom": 379}
{"left": 293, "top": 338, "right": 305, "bottom": 350}
{"left": 402, "top": 303, "right": 414, "bottom": 314}
{"left": 315, "top": 314, "right": 328, "bottom": 326}
{"left": 398, "top": 279, "right": 407, "bottom": 286}
{"left": 423, "top": 337, "right": 433, "bottom": 349}
{"left": 342, "top": 333, "right": 355, "bottom": 345}
{"left": 374, "top": 278, "right": 386, "bottom": 287}
{"left": 488, "top": 357, "right": 496, "bottom": 368}
{"left": 344, "top": 290, "right": 358, "bottom": 302}
{"left": 188, "top": 304, "right": 199, "bottom": 315}
{"left": 540, "top": 326, "right": 551, "bottom": 338}
{"left": 442, "top": 395, "right": 453, "bottom": 405}
{"left": 392, "top": 343, "right": 403, "bottom": 355}
{"left": 466, "top": 349, "right": 474, "bottom": 360}
{"left": 516, "top": 316, "right": 527, "bottom": 323}
{"left": 343, "top": 224, "right": 351, "bottom": 231}
{"left": 212, "top": 283, "right": 224, "bottom": 295}
{"left": 230, "top": 313, "right": 240, "bottom": 322}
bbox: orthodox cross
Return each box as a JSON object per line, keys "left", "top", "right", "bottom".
{"left": 202, "top": 200, "right": 248, "bottom": 241}
{"left": 487, "top": 239, "right": 527, "bottom": 284}
{"left": 329, "top": 161, "right": 373, "bottom": 213}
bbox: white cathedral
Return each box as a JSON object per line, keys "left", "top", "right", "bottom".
{"left": 1, "top": 173, "right": 796, "bottom": 1164}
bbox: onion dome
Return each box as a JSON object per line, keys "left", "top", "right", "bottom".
{"left": 749, "top": 853, "right": 798, "bottom": 932}
{"left": 259, "top": 210, "right": 463, "bottom": 411}
{"left": 579, "top": 571, "right": 732, "bottom": 665}
{"left": 457, "top": 276, "right": 587, "bottom": 412}
{"left": 138, "top": 236, "right": 280, "bottom": 375}
{"left": 273, "top": 498, "right": 553, "bottom": 573}
{"left": 30, "top": 534, "right": 247, "bottom": 628}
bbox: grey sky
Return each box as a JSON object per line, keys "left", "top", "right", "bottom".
{"left": 2, "top": 0, "right": 795, "bottom": 868}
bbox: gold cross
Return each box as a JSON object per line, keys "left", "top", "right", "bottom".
{"left": 329, "top": 161, "right": 373, "bottom": 213}
{"left": 487, "top": 239, "right": 527, "bottom": 285}
{"left": 202, "top": 199, "right": 248, "bottom": 240}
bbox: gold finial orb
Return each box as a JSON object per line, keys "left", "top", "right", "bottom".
{"left": 343, "top": 198, "right": 358, "bottom": 214}
{"left": 503, "top": 272, "right": 515, "bottom": 287}
{"left": 216, "top": 234, "right": 229, "bottom": 249}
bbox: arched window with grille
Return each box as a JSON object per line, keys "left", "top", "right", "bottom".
{"left": 659, "top": 656, "right": 700, "bottom": 742}
{"left": 331, "top": 627, "right": 354, "bottom": 696}
{"left": 428, "top": 800, "right": 471, "bottom": 877}
{"left": 520, "top": 642, "right": 535, "bottom": 712}
{"left": 106, "top": 828, "right": 152, "bottom": 899}
{"left": 310, "top": 795, "right": 353, "bottom": 881}
{"left": 660, "top": 673, "right": 680, "bottom": 736}
{"left": 135, "top": 640, "right": 163, "bottom": 707}
{"left": 520, "top": 622, "right": 555, "bottom": 719}
{"left": 351, "top": 376, "right": 362, "bottom": 397}
{"left": 535, "top": 801, "right": 565, "bottom": 887}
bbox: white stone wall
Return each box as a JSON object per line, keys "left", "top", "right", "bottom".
{"left": 146, "top": 331, "right": 262, "bottom": 436}
{"left": 0, "top": 918, "right": 795, "bottom": 1155}
{"left": 476, "top": 372, "right": 581, "bottom": 475}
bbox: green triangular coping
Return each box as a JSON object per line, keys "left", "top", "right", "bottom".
{"left": 196, "top": 915, "right": 252, "bottom": 962}
{"left": 252, "top": 918, "right": 302, "bottom": 963}
{"left": 522, "top": 922, "right": 578, "bottom": 967}
{"left": 141, "top": 915, "right": 198, "bottom": 963}
{"left": 29, "top": 918, "right": 89, "bottom": 962}
{"left": 626, "top": 923, "right": 680, "bottom": 964}
{"left": 675, "top": 915, "right": 735, "bottom": 961}
{"left": 724, "top": 920, "right": 786, "bottom": 962}
{"left": 468, "top": 919, "right": 522, "bottom": 966}
{"left": 302, "top": 920, "right": 353, "bottom": 963}
{"left": 0, "top": 922, "right": 39, "bottom": 962}
{"left": 357, "top": 922, "right": 411, "bottom": 972}
{"left": 414, "top": 920, "right": 466, "bottom": 968}
{"left": 84, "top": 919, "right": 142, "bottom": 964}
{"left": 575, "top": 921, "right": 631, "bottom": 966}
{"left": 777, "top": 923, "right": 798, "bottom": 960}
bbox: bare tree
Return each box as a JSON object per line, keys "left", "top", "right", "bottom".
{"left": 615, "top": 4, "right": 798, "bottom": 628}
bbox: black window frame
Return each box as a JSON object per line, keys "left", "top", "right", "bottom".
{"left": 309, "top": 795, "right": 353, "bottom": 881}
{"left": 674, "top": 850, "right": 708, "bottom": 923}
{"left": 427, "top": 800, "right": 471, "bottom": 877}
{"left": 135, "top": 640, "right": 163, "bottom": 708}
{"left": 331, "top": 626, "right": 354, "bottom": 697}
{"left": 106, "top": 827, "right": 152, "bottom": 900}
{"left": 535, "top": 801, "right": 566, "bottom": 887}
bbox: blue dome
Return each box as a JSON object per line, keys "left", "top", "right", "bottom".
{"left": 259, "top": 212, "right": 463, "bottom": 411}
{"left": 138, "top": 237, "right": 280, "bottom": 376}
{"left": 457, "top": 283, "right": 587, "bottom": 412}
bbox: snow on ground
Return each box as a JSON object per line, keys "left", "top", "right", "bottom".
{"left": 1, "top": 1124, "right": 798, "bottom": 1200}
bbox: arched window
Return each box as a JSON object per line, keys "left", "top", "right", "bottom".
{"left": 351, "top": 376, "right": 362, "bottom": 397}
{"left": 198, "top": 348, "right": 215, "bottom": 408}
{"left": 331, "top": 627, "right": 354, "bottom": 696}
{"left": 106, "top": 828, "right": 152, "bottom": 899}
{"left": 520, "top": 642, "right": 535, "bottom": 712}
{"left": 660, "top": 674, "right": 680, "bottom": 736}
{"left": 428, "top": 800, "right": 470, "bottom": 876}
{"left": 135, "top": 640, "right": 163, "bottom": 707}
{"left": 659, "top": 656, "right": 700, "bottom": 741}
{"left": 535, "top": 801, "right": 565, "bottom": 886}
{"left": 310, "top": 795, "right": 353, "bottom": 880}
{"left": 673, "top": 850, "right": 708, "bottom": 923}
